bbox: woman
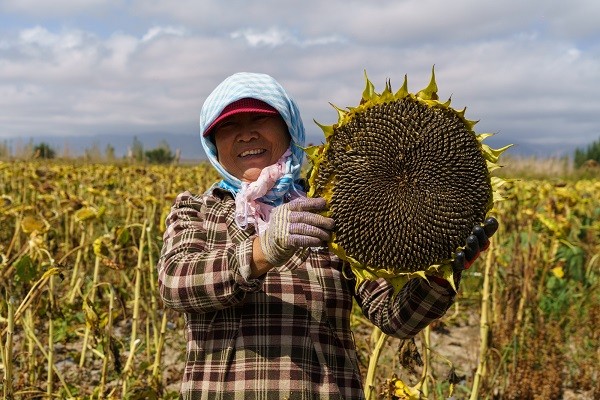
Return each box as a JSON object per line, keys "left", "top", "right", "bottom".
{"left": 157, "top": 72, "right": 496, "bottom": 399}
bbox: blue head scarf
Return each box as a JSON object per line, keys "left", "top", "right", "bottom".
{"left": 200, "top": 72, "right": 305, "bottom": 206}
{"left": 199, "top": 72, "right": 306, "bottom": 206}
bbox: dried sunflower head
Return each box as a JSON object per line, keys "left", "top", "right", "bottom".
{"left": 305, "top": 67, "right": 510, "bottom": 291}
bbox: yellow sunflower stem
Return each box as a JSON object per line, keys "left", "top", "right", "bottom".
{"left": 470, "top": 243, "right": 494, "bottom": 400}
{"left": 121, "top": 220, "right": 147, "bottom": 395}
{"left": 3, "top": 296, "right": 15, "bottom": 399}
{"left": 421, "top": 325, "right": 431, "bottom": 398}
{"left": 364, "top": 327, "right": 389, "bottom": 400}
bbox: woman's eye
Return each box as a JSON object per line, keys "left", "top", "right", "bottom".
{"left": 253, "top": 115, "right": 270, "bottom": 123}
{"left": 217, "top": 121, "right": 235, "bottom": 130}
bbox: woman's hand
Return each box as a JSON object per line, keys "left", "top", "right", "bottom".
{"left": 259, "top": 197, "right": 335, "bottom": 266}
{"left": 428, "top": 217, "right": 499, "bottom": 289}
{"left": 453, "top": 217, "right": 499, "bottom": 271}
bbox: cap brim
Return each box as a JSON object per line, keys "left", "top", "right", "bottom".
{"left": 204, "top": 101, "right": 279, "bottom": 137}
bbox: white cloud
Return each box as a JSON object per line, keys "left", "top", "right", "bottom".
{"left": 231, "top": 28, "right": 292, "bottom": 47}
{"left": 142, "top": 26, "right": 187, "bottom": 42}
{"left": 0, "top": 0, "right": 598, "bottom": 158}
{"left": 230, "top": 27, "right": 344, "bottom": 48}
{"left": 19, "top": 26, "right": 60, "bottom": 47}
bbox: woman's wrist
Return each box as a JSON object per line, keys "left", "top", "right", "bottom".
{"left": 250, "top": 236, "right": 275, "bottom": 278}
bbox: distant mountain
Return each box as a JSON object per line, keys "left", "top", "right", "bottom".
{"left": 1, "top": 130, "right": 579, "bottom": 161}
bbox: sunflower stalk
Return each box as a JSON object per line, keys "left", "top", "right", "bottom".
{"left": 47, "top": 274, "right": 55, "bottom": 397}
{"left": 0, "top": 303, "right": 5, "bottom": 359}
{"left": 364, "top": 327, "right": 389, "bottom": 400}
{"left": 145, "top": 206, "right": 160, "bottom": 355}
{"left": 3, "top": 296, "right": 15, "bottom": 400}
{"left": 145, "top": 312, "right": 151, "bottom": 361}
{"left": 79, "top": 254, "right": 102, "bottom": 367}
{"left": 152, "top": 311, "right": 168, "bottom": 382}
{"left": 100, "top": 284, "right": 115, "bottom": 398}
{"left": 25, "top": 310, "right": 36, "bottom": 385}
{"left": 21, "top": 308, "right": 72, "bottom": 396}
{"left": 67, "top": 227, "right": 87, "bottom": 303}
{"left": 5, "top": 214, "right": 22, "bottom": 261}
{"left": 421, "top": 325, "right": 431, "bottom": 398}
{"left": 122, "top": 220, "right": 147, "bottom": 394}
{"left": 144, "top": 202, "right": 160, "bottom": 360}
{"left": 469, "top": 243, "right": 494, "bottom": 400}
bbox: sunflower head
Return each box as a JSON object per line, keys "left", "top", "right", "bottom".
{"left": 305, "top": 67, "right": 510, "bottom": 292}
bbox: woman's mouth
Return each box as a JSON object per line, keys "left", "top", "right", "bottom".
{"left": 239, "top": 149, "right": 266, "bottom": 158}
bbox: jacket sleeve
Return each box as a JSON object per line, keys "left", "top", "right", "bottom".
{"left": 156, "top": 191, "right": 264, "bottom": 314}
{"left": 355, "top": 276, "right": 456, "bottom": 339}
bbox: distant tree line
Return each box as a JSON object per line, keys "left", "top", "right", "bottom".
{"left": 128, "top": 136, "right": 177, "bottom": 164}
{"left": 33, "top": 142, "right": 56, "bottom": 159}
{"left": 574, "top": 137, "right": 600, "bottom": 168}
{"left": 0, "top": 136, "right": 179, "bottom": 164}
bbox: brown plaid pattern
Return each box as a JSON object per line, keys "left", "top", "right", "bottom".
{"left": 157, "top": 189, "right": 456, "bottom": 399}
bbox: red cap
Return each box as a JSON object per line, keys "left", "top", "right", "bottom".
{"left": 204, "top": 98, "right": 279, "bottom": 137}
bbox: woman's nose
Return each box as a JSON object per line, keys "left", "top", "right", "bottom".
{"left": 236, "top": 128, "right": 259, "bottom": 142}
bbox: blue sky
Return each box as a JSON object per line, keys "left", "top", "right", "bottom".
{"left": 1, "top": 0, "right": 599, "bottom": 158}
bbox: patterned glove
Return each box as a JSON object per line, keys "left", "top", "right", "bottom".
{"left": 260, "top": 197, "right": 335, "bottom": 266}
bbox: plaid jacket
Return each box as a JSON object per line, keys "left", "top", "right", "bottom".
{"left": 157, "top": 189, "right": 456, "bottom": 399}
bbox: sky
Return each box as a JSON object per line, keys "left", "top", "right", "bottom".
{"left": 0, "top": 0, "right": 599, "bottom": 159}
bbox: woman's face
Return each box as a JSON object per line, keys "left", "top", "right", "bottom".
{"left": 213, "top": 112, "right": 291, "bottom": 182}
